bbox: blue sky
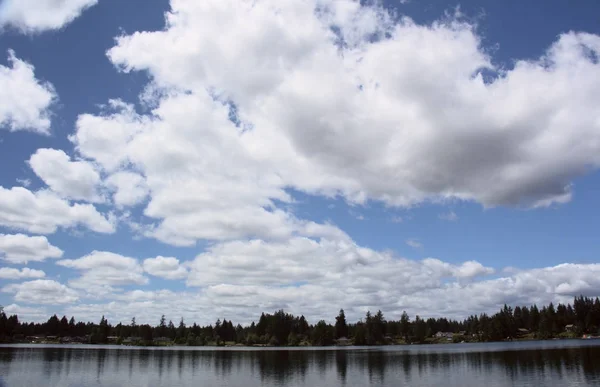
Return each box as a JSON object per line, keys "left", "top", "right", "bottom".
{"left": 0, "top": 0, "right": 599, "bottom": 325}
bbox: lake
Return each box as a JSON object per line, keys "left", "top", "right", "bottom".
{"left": 1, "top": 340, "right": 600, "bottom": 386}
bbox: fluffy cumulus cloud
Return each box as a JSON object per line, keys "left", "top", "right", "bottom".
{"left": 0, "top": 186, "right": 115, "bottom": 234}
{"left": 0, "top": 50, "right": 56, "bottom": 133}
{"left": 0, "top": 0, "right": 98, "bottom": 33}
{"left": 29, "top": 148, "right": 103, "bottom": 202}
{"left": 453, "top": 260, "right": 495, "bottom": 279}
{"left": 0, "top": 233, "right": 63, "bottom": 264}
{"left": 105, "top": 171, "right": 149, "bottom": 208}
{"left": 67, "top": 0, "right": 600, "bottom": 245}
{"left": 0, "top": 267, "right": 45, "bottom": 279}
{"left": 143, "top": 256, "right": 188, "bottom": 280}
{"left": 57, "top": 251, "right": 148, "bottom": 294}
{"left": 2, "top": 279, "right": 78, "bottom": 304}
{"left": 96, "top": 0, "right": 600, "bottom": 213}
{"left": 72, "top": 95, "right": 303, "bottom": 246}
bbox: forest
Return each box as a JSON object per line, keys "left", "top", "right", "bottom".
{"left": 1, "top": 296, "right": 599, "bottom": 346}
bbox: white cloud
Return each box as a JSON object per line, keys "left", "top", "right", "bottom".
{"left": 406, "top": 239, "right": 422, "bottom": 249}
{"left": 2, "top": 304, "right": 48, "bottom": 321}
{"left": 186, "top": 237, "right": 493, "bottom": 292}
{"left": 61, "top": 292, "right": 213, "bottom": 325}
{"left": 57, "top": 251, "right": 148, "bottom": 294}
{"left": 0, "top": 235, "right": 590, "bottom": 325}
{"left": 97, "top": 0, "right": 600, "bottom": 217}
{"left": 143, "top": 256, "right": 188, "bottom": 280}
{"left": 403, "top": 263, "right": 600, "bottom": 319}
{"left": 29, "top": 148, "right": 103, "bottom": 202}
{"left": 57, "top": 251, "right": 140, "bottom": 271}
{"left": 0, "top": 267, "right": 45, "bottom": 279}
{"left": 2, "top": 279, "right": 78, "bottom": 304}
{"left": 114, "top": 289, "right": 178, "bottom": 302}
{"left": 105, "top": 171, "right": 149, "bottom": 208}
{"left": 34, "top": 249, "right": 600, "bottom": 325}
{"left": 0, "top": 233, "right": 63, "bottom": 264}
{"left": 0, "top": 186, "right": 115, "bottom": 234}
{"left": 0, "top": 0, "right": 98, "bottom": 33}
{"left": 181, "top": 238, "right": 600, "bottom": 323}
{"left": 439, "top": 211, "right": 458, "bottom": 221}
{"left": 420, "top": 258, "right": 494, "bottom": 280}
{"left": 67, "top": 0, "right": 600, "bottom": 249}
{"left": 71, "top": 99, "right": 148, "bottom": 172}
{"left": 454, "top": 260, "right": 495, "bottom": 279}
{"left": 72, "top": 95, "right": 301, "bottom": 246}
{"left": 0, "top": 50, "right": 56, "bottom": 134}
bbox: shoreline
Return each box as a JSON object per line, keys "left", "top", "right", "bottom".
{"left": 2, "top": 336, "right": 594, "bottom": 349}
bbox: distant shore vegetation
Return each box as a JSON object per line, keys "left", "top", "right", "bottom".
{"left": 1, "top": 296, "right": 599, "bottom": 347}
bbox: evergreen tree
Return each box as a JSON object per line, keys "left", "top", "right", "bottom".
{"left": 513, "top": 306, "right": 523, "bottom": 329}
{"left": 372, "top": 310, "right": 386, "bottom": 344}
{"left": 90, "top": 316, "right": 109, "bottom": 344}
{"left": 298, "top": 316, "right": 309, "bottom": 336}
{"left": 413, "top": 316, "right": 427, "bottom": 343}
{"left": 364, "top": 311, "right": 374, "bottom": 345}
{"left": 59, "top": 316, "right": 69, "bottom": 337}
{"left": 311, "top": 320, "right": 334, "bottom": 346}
{"left": 521, "top": 306, "right": 531, "bottom": 330}
{"left": 176, "top": 318, "right": 186, "bottom": 343}
{"left": 538, "top": 308, "right": 552, "bottom": 339}
{"left": 400, "top": 311, "right": 411, "bottom": 343}
{"left": 354, "top": 322, "right": 367, "bottom": 345}
{"left": 68, "top": 317, "right": 76, "bottom": 333}
{"left": 140, "top": 324, "right": 153, "bottom": 343}
{"left": 547, "top": 303, "right": 557, "bottom": 335}
{"left": 130, "top": 317, "right": 138, "bottom": 338}
{"left": 335, "top": 309, "right": 348, "bottom": 339}
{"left": 530, "top": 305, "right": 540, "bottom": 332}
{"left": 168, "top": 320, "right": 176, "bottom": 340}
{"left": 158, "top": 315, "right": 167, "bottom": 338}
{"left": 256, "top": 313, "right": 267, "bottom": 337}
{"left": 46, "top": 315, "right": 60, "bottom": 336}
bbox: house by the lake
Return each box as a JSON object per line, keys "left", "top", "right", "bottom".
{"left": 335, "top": 337, "right": 352, "bottom": 346}
{"left": 434, "top": 331, "right": 453, "bottom": 339}
{"left": 153, "top": 337, "right": 173, "bottom": 345}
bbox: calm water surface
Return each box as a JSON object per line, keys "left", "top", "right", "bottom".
{"left": 1, "top": 340, "right": 600, "bottom": 386}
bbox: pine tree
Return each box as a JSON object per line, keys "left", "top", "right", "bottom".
{"left": 158, "top": 315, "right": 167, "bottom": 337}
{"left": 413, "top": 315, "right": 427, "bottom": 343}
{"left": 176, "top": 318, "right": 186, "bottom": 343}
{"left": 335, "top": 309, "right": 348, "bottom": 339}
{"left": 400, "top": 311, "right": 411, "bottom": 343}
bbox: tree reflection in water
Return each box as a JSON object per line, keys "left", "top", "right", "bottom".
{"left": 0, "top": 343, "right": 599, "bottom": 386}
{"left": 256, "top": 350, "right": 309, "bottom": 385}
{"left": 335, "top": 350, "right": 347, "bottom": 385}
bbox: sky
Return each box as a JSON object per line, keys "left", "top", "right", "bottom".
{"left": 0, "top": 0, "right": 599, "bottom": 326}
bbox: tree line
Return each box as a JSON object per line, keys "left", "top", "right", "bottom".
{"left": 1, "top": 296, "right": 599, "bottom": 346}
